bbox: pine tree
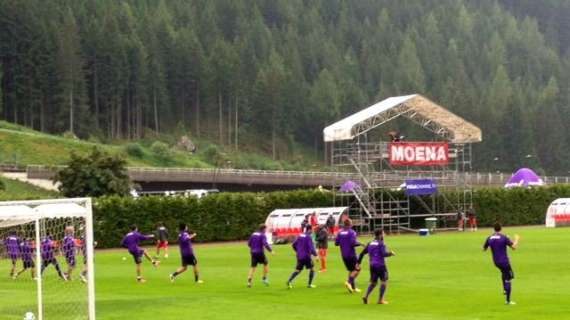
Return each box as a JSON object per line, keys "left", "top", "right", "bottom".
{"left": 55, "top": 8, "right": 88, "bottom": 136}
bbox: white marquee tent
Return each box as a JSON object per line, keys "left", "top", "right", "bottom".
{"left": 323, "top": 94, "right": 482, "bottom": 143}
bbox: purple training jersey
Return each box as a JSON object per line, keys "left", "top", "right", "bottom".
{"left": 292, "top": 233, "right": 317, "bottom": 260}
{"left": 4, "top": 235, "right": 20, "bottom": 258}
{"left": 121, "top": 231, "right": 152, "bottom": 254}
{"left": 178, "top": 231, "right": 194, "bottom": 257}
{"left": 20, "top": 241, "right": 34, "bottom": 262}
{"left": 484, "top": 232, "right": 513, "bottom": 266}
{"left": 358, "top": 240, "right": 393, "bottom": 267}
{"left": 63, "top": 235, "right": 76, "bottom": 259}
{"left": 335, "top": 228, "right": 361, "bottom": 259}
{"left": 41, "top": 237, "right": 56, "bottom": 260}
{"left": 248, "top": 232, "right": 272, "bottom": 254}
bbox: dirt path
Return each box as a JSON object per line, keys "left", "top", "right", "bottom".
{"left": 1, "top": 172, "right": 60, "bottom": 191}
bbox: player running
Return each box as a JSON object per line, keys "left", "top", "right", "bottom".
{"left": 62, "top": 226, "right": 77, "bottom": 280}
{"left": 169, "top": 223, "right": 203, "bottom": 284}
{"left": 335, "top": 219, "right": 362, "bottom": 293}
{"left": 14, "top": 238, "right": 36, "bottom": 280}
{"left": 286, "top": 225, "right": 317, "bottom": 289}
{"left": 483, "top": 223, "right": 520, "bottom": 305}
{"left": 40, "top": 235, "right": 67, "bottom": 281}
{"left": 247, "top": 224, "right": 273, "bottom": 287}
{"left": 121, "top": 225, "right": 160, "bottom": 283}
{"left": 358, "top": 229, "right": 395, "bottom": 305}
{"left": 155, "top": 222, "right": 169, "bottom": 259}
{"left": 4, "top": 230, "right": 20, "bottom": 278}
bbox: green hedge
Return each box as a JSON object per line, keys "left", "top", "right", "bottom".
{"left": 92, "top": 186, "right": 570, "bottom": 248}
{"left": 473, "top": 185, "right": 570, "bottom": 226}
{"left": 93, "top": 190, "right": 333, "bottom": 248}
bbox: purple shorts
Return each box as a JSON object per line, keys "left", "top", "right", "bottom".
{"left": 370, "top": 265, "right": 389, "bottom": 282}
{"left": 66, "top": 255, "right": 76, "bottom": 267}
{"left": 250, "top": 253, "right": 268, "bottom": 267}
{"left": 23, "top": 260, "right": 35, "bottom": 269}
{"left": 129, "top": 249, "right": 144, "bottom": 264}
{"left": 495, "top": 263, "right": 514, "bottom": 281}
{"left": 295, "top": 258, "right": 314, "bottom": 270}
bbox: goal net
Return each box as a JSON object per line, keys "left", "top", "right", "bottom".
{"left": 0, "top": 198, "right": 95, "bottom": 320}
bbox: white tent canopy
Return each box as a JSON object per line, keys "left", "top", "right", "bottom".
{"left": 323, "top": 94, "right": 482, "bottom": 143}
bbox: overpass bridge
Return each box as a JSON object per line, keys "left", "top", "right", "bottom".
{"left": 23, "top": 165, "right": 570, "bottom": 192}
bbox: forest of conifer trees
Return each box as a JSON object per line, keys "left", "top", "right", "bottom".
{"left": 1, "top": 0, "right": 570, "bottom": 174}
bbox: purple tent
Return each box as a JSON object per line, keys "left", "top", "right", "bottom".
{"left": 504, "top": 168, "right": 545, "bottom": 188}
{"left": 339, "top": 180, "right": 360, "bottom": 192}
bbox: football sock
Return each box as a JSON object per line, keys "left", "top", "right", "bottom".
{"left": 380, "top": 284, "right": 387, "bottom": 300}
{"left": 172, "top": 271, "right": 179, "bottom": 278}
{"left": 366, "top": 283, "right": 376, "bottom": 298}
{"left": 194, "top": 273, "right": 199, "bottom": 282}
{"left": 54, "top": 263, "right": 65, "bottom": 279}
{"left": 308, "top": 270, "right": 315, "bottom": 286}
{"left": 504, "top": 280, "right": 512, "bottom": 302}
{"left": 288, "top": 271, "right": 300, "bottom": 283}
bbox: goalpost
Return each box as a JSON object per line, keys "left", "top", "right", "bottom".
{"left": 0, "top": 198, "right": 95, "bottom": 320}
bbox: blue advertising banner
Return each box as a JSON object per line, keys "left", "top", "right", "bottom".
{"left": 405, "top": 179, "right": 438, "bottom": 196}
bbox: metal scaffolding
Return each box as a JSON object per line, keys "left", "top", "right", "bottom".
{"left": 327, "top": 95, "right": 480, "bottom": 233}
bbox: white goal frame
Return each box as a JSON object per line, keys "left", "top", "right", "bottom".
{"left": 0, "top": 198, "right": 95, "bottom": 320}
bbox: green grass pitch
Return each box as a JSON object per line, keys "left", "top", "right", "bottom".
{"left": 2, "top": 226, "right": 570, "bottom": 319}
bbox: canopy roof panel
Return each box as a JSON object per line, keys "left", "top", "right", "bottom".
{"left": 323, "top": 94, "right": 482, "bottom": 143}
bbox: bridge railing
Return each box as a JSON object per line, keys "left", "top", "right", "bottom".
{"left": 23, "top": 164, "right": 570, "bottom": 187}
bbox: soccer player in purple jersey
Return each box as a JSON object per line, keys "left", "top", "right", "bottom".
{"left": 335, "top": 219, "right": 362, "bottom": 293}
{"left": 247, "top": 224, "right": 273, "bottom": 287}
{"left": 358, "top": 230, "right": 395, "bottom": 305}
{"left": 169, "top": 223, "right": 203, "bottom": 284}
{"left": 287, "top": 225, "right": 318, "bottom": 289}
{"left": 14, "top": 238, "right": 36, "bottom": 279}
{"left": 483, "top": 223, "right": 520, "bottom": 305}
{"left": 62, "top": 226, "right": 77, "bottom": 280}
{"left": 121, "top": 225, "right": 160, "bottom": 283}
{"left": 40, "top": 235, "right": 67, "bottom": 281}
{"left": 4, "top": 230, "right": 20, "bottom": 278}
{"left": 78, "top": 235, "right": 97, "bottom": 283}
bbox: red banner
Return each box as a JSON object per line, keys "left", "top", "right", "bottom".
{"left": 389, "top": 142, "right": 449, "bottom": 166}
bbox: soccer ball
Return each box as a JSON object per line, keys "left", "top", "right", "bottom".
{"left": 24, "top": 312, "right": 35, "bottom": 320}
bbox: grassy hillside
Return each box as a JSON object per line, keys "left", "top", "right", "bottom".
{"left": 0, "top": 121, "right": 320, "bottom": 170}
{"left": 0, "top": 177, "right": 59, "bottom": 201}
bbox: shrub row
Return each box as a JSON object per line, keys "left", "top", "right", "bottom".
{"left": 473, "top": 185, "right": 570, "bottom": 226}
{"left": 93, "top": 190, "right": 332, "bottom": 248}
{"left": 93, "top": 186, "right": 570, "bottom": 248}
